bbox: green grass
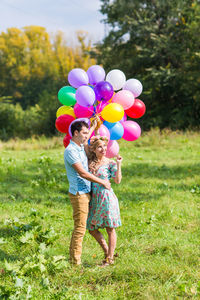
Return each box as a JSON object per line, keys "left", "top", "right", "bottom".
{"left": 0, "top": 130, "right": 200, "bottom": 299}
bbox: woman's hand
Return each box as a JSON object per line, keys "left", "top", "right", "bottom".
{"left": 116, "top": 154, "right": 123, "bottom": 164}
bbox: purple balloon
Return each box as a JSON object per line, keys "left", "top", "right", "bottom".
{"left": 75, "top": 86, "right": 96, "bottom": 107}
{"left": 94, "top": 81, "right": 114, "bottom": 101}
{"left": 87, "top": 65, "right": 105, "bottom": 85}
{"left": 68, "top": 68, "right": 89, "bottom": 88}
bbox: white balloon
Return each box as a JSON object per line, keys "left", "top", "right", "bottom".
{"left": 123, "top": 78, "right": 143, "bottom": 97}
{"left": 106, "top": 69, "right": 126, "bottom": 91}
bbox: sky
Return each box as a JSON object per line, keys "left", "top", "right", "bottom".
{"left": 0, "top": 0, "right": 106, "bottom": 44}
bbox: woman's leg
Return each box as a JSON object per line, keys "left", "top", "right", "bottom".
{"left": 89, "top": 229, "right": 108, "bottom": 257}
{"left": 106, "top": 227, "right": 117, "bottom": 260}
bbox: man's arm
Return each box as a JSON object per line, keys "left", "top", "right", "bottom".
{"left": 72, "top": 162, "right": 111, "bottom": 190}
{"left": 84, "top": 118, "right": 98, "bottom": 156}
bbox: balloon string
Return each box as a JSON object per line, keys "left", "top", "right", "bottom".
{"left": 98, "top": 100, "right": 102, "bottom": 113}
{"left": 87, "top": 108, "right": 94, "bottom": 113}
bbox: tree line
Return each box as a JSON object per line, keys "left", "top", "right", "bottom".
{"left": 0, "top": 0, "right": 199, "bottom": 139}
{"left": 96, "top": 0, "right": 200, "bottom": 130}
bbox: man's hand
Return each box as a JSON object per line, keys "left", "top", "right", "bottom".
{"left": 101, "top": 179, "right": 111, "bottom": 190}
{"left": 91, "top": 117, "right": 98, "bottom": 129}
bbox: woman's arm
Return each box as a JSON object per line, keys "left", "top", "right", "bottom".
{"left": 114, "top": 155, "right": 123, "bottom": 184}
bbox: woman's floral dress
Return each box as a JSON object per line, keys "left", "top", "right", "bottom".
{"left": 87, "top": 160, "right": 121, "bottom": 230}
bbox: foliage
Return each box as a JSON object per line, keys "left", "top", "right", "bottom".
{"left": 0, "top": 26, "right": 95, "bottom": 109}
{"left": 0, "top": 130, "right": 200, "bottom": 298}
{"left": 96, "top": 0, "right": 200, "bottom": 129}
{"left": 0, "top": 27, "right": 96, "bottom": 139}
{"left": 0, "top": 101, "right": 57, "bottom": 140}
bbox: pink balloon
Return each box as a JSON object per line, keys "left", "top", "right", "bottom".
{"left": 95, "top": 101, "right": 110, "bottom": 120}
{"left": 122, "top": 120, "right": 141, "bottom": 141}
{"left": 74, "top": 103, "right": 94, "bottom": 118}
{"left": 106, "top": 140, "right": 119, "bottom": 158}
{"left": 96, "top": 101, "right": 109, "bottom": 114}
{"left": 91, "top": 124, "right": 110, "bottom": 140}
{"left": 112, "top": 90, "right": 135, "bottom": 110}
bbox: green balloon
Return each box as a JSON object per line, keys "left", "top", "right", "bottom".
{"left": 58, "top": 86, "right": 76, "bottom": 106}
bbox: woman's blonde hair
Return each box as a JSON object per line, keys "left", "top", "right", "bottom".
{"left": 88, "top": 136, "right": 108, "bottom": 173}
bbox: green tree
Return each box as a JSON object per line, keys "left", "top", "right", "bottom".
{"left": 97, "top": 0, "right": 200, "bottom": 129}
{"left": 0, "top": 26, "right": 96, "bottom": 139}
{"left": 0, "top": 26, "right": 95, "bottom": 109}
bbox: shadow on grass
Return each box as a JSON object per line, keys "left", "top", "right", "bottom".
{"left": 0, "top": 249, "right": 19, "bottom": 262}
{"left": 122, "top": 162, "right": 200, "bottom": 181}
{"left": 0, "top": 227, "right": 18, "bottom": 238}
{"left": 1, "top": 160, "right": 199, "bottom": 204}
{"left": 116, "top": 190, "right": 164, "bottom": 203}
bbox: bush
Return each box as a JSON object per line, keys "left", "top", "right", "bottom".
{"left": 0, "top": 102, "right": 57, "bottom": 140}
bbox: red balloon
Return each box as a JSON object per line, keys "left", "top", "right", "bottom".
{"left": 63, "top": 134, "right": 71, "bottom": 148}
{"left": 125, "top": 99, "right": 146, "bottom": 119}
{"left": 55, "top": 114, "right": 75, "bottom": 133}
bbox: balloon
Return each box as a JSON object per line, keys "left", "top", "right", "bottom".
{"left": 122, "top": 121, "right": 141, "bottom": 141}
{"left": 75, "top": 85, "right": 96, "bottom": 107}
{"left": 56, "top": 106, "right": 75, "bottom": 118}
{"left": 74, "top": 103, "right": 94, "bottom": 118}
{"left": 112, "top": 90, "right": 135, "bottom": 110}
{"left": 58, "top": 86, "right": 76, "bottom": 106}
{"left": 94, "top": 81, "right": 114, "bottom": 101}
{"left": 91, "top": 124, "right": 110, "bottom": 140}
{"left": 101, "top": 103, "right": 124, "bottom": 123}
{"left": 63, "top": 134, "right": 71, "bottom": 148}
{"left": 106, "top": 69, "right": 126, "bottom": 91}
{"left": 104, "top": 121, "right": 124, "bottom": 140}
{"left": 96, "top": 101, "right": 109, "bottom": 114}
{"left": 106, "top": 140, "right": 119, "bottom": 158}
{"left": 123, "top": 78, "right": 143, "bottom": 97}
{"left": 119, "top": 113, "right": 127, "bottom": 123}
{"left": 55, "top": 114, "right": 75, "bottom": 133}
{"left": 68, "top": 68, "right": 89, "bottom": 88}
{"left": 125, "top": 98, "right": 146, "bottom": 119}
{"left": 87, "top": 65, "right": 105, "bottom": 85}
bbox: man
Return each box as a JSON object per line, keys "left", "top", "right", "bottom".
{"left": 64, "top": 119, "right": 111, "bottom": 265}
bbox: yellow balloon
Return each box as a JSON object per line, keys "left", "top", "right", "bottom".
{"left": 101, "top": 103, "right": 124, "bottom": 122}
{"left": 56, "top": 106, "right": 75, "bottom": 118}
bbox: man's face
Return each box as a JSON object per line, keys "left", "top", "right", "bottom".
{"left": 76, "top": 126, "right": 89, "bottom": 144}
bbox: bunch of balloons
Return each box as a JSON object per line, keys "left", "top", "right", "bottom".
{"left": 55, "top": 65, "right": 146, "bottom": 158}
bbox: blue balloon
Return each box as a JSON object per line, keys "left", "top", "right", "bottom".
{"left": 104, "top": 121, "right": 124, "bottom": 140}
{"left": 103, "top": 121, "right": 116, "bottom": 129}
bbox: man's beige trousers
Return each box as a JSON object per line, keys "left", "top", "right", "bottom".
{"left": 69, "top": 192, "right": 91, "bottom": 265}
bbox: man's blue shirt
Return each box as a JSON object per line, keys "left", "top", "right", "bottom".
{"left": 64, "top": 140, "right": 91, "bottom": 195}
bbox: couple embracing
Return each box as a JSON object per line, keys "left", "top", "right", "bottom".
{"left": 64, "top": 118, "right": 123, "bottom": 266}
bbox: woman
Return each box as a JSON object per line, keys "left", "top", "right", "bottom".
{"left": 87, "top": 135, "right": 123, "bottom": 265}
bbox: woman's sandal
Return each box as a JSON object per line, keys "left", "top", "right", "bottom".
{"left": 100, "top": 257, "right": 114, "bottom": 267}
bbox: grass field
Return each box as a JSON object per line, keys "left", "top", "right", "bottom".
{"left": 0, "top": 130, "right": 200, "bottom": 299}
